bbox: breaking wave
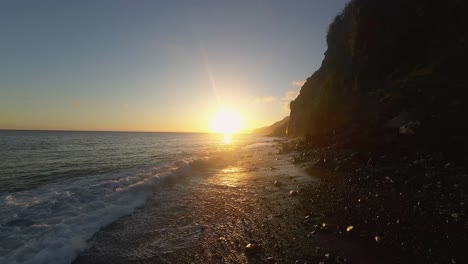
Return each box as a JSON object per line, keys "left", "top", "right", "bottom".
{"left": 0, "top": 153, "right": 229, "bottom": 264}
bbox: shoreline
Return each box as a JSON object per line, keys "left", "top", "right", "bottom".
{"left": 74, "top": 140, "right": 325, "bottom": 263}
{"left": 72, "top": 138, "right": 467, "bottom": 263}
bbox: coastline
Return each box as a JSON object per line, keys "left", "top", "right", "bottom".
{"left": 72, "top": 138, "right": 467, "bottom": 263}
{"left": 73, "top": 139, "right": 325, "bottom": 263}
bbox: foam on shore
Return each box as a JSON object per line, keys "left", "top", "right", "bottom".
{"left": 0, "top": 154, "right": 226, "bottom": 264}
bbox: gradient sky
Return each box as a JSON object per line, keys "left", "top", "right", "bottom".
{"left": 0, "top": 0, "right": 348, "bottom": 132}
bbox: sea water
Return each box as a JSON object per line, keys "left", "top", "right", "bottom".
{"left": 0, "top": 130, "right": 266, "bottom": 264}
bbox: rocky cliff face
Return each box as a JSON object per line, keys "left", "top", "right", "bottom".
{"left": 288, "top": 0, "right": 468, "bottom": 150}
{"left": 252, "top": 116, "right": 289, "bottom": 137}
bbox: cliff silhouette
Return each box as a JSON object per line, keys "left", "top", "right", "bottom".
{"left": 288, "top": 0, "right": 468, "bottom": 151}
{"left": 252, "top": 116, "right": 289, "bottom": 137}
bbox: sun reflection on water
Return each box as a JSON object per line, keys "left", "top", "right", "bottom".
{"left": 218, "top": 166, "right": 246, "bottom": 187}
{"left": 223, "top": 133, "right": 231, "bottom": 144}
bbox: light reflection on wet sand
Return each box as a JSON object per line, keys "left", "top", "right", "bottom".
{"left": 74, "top": 140, "right": 318, "bottom": 264}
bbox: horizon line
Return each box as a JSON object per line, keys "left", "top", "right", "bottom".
{"left": 0, "top": 128, "right": 208, "bottom": 134}
{"left": 0, "top": 128, "right": 253, "bottom": 134}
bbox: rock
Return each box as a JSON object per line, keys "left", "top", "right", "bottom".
{"left": 289, "top": 190, "right": 298, "bottom": 197}
{"left": 399, "top": 121, "right": 420, "bottom": 136}
{"left": 321, "top": 223, "right": 328, "bottom": 230}
{"left": 375, "top": 236, "right": 382, "bottom": 243}
{"left": 245, "top": 243, "right": 260, "bottom": 255}
{"left": 274, "top": 180, "right": 282, "bottom": 187}
{"left": 346, "top": 226, "right": 354, "bottom": 232}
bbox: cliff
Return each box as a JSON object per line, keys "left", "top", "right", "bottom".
{"left": 288, "top": 0, "right": 468, "bottom": 151}
{"left": 252, "top": 116, "right": 289, "bottom": 137}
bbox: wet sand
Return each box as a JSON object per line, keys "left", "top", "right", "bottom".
{"left": 73, "top": 139, "right": 459, "bottom": 264}
{"left": 74, "top": 142, "right": 325, "bottom": 263}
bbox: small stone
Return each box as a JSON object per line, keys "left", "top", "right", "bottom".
{"left": 375, "top": 236, "right": 382, "bottom": 243}
{"left": 274, "top": 180, "right": 282, "bottom": 187}
{"left": 325, "top": 253, "right": 330, "bottom": 258}
{"left": 289, "top": 190, "right": 298, "bottom": 197}
{"left": 245, "top": 243, "right": 260, "bottom": 255}
{"left": 321, "top": 223, "right": 328, "bottom": 230}
{"left": 346, "top": 226, "right": 354, "bottom": 232}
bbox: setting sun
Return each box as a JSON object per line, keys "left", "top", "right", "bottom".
{"left": 210, "top": 109, "right": 244, "bottom": 134}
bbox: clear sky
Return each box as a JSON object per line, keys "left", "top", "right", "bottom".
{"left": 0, "top": 0, "right": 348, "bottom": 132}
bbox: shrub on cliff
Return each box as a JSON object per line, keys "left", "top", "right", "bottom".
{"left": 288, "top": 0, "right": 468, "bottom": 151}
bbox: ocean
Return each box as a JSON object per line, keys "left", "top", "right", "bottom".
{"left": 0, "top": 130, "right": 274, "bottom": 264}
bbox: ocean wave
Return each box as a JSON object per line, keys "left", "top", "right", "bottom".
{"left": 0, "top": 153, "right": 227, "bottom": 264}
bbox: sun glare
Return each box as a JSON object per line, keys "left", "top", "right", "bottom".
{"left": 210, "top": 109, "right": 244, "bottom": 137}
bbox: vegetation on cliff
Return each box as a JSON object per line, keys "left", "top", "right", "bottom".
{"left": 288, "top": 0, "right": 468, "bottom": 151}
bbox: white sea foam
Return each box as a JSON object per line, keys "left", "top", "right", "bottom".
{"left": 0, "top": 159, "right": 195, "bottom": 264}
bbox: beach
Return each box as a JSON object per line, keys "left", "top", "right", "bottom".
{"left": 74, "top": 138, "right": 467, "bottom": 264}
{"left": 73, "top": 140, "right": 324, "bottom": 263}
{"left": 3, "top": 0, "right": 468, "bottom": 263}
{"left": 1, "top": 132, "right": 287, "bottom": 263}
{"left": 2, "top": 132, "right": 465, "bottom": 263}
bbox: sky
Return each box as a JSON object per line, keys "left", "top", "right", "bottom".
{"left": 0, "top": 0, "right": 349, "bottom": 132}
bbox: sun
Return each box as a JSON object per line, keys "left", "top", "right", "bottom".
{"left": 210, "top": 109, "right": 244, "bottom": 135}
